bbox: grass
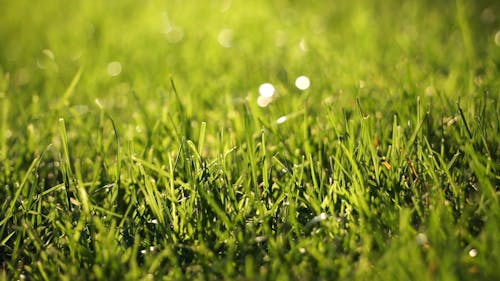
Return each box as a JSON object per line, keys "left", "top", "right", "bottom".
{"left": 1, "top": 0, "right": 499, "bottom": 280}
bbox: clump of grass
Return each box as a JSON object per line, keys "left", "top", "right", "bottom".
{"left": 1, "top": 0, "right": 499, "bottom": 280}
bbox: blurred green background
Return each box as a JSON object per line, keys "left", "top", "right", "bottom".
{"left": 1, "top": 0, "right": 499, "bottom": 177}
{"left": 1, "top": 0, "right": 499, "bottom": 113}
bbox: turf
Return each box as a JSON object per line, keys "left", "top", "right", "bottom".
{"left": 0, "top": 0, "right": 499, "bottom": 280}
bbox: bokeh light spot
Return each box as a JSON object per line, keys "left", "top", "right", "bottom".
{"left": 257, "top": 96, "right": 272, "bottom": 108}
{"left": 218, "top": 29, "right": 234, "bottom": 48}
{"left": 469, "top": 249, "right": 478, "bottom": 257}
{"left": 276, "top": 116, "right": 287, "bottom": 124}
{"left": 495, "top": 30, "right": 500, "bottom": 46}
{"left": 42, "top": 49, "right": 55, "bottom": 60}
{"left": 259, "top": 83, "right": 275, "bottom": 98}
{"left": 107, "top": 61, "right": 122, "bottom": 77}
{"left": 415, "top": 233, "right": 428, "bottom": 245}
{"left": 425, "top": 86, "right": 436, "bottom": 96}
{"left": 299, "top": 38, "right": 308, "bottom": 52}
{"left": 295, "top": 75, "right": 310, "bottom": 90}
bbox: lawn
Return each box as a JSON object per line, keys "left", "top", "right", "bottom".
{"left": 0, "top": 0, "right": 499, "bottom": 280}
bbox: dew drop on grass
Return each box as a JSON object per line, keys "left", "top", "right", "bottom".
{"left": 259, "top": 83, "right": 275, "bottom": 98}
{"left": 107, "top": 61, "right": 122, "bottom": 77}
{"left": 295, "top": 75, "right": 310, "bottom": 90}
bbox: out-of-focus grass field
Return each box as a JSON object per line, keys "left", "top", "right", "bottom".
{"left": 1, "top": 0, "right": 499, "bottom": 280}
